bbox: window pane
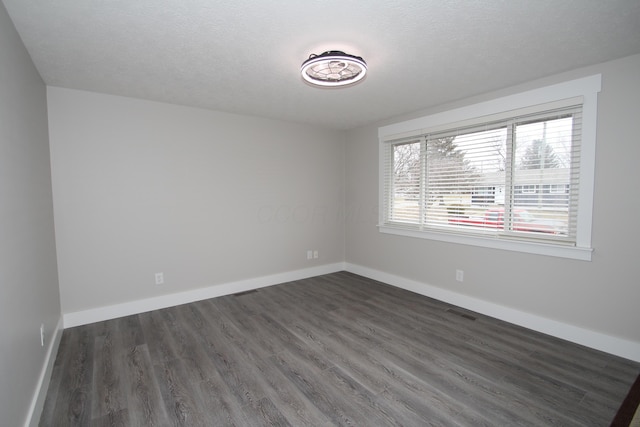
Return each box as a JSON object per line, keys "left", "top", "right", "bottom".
{"left": 426, "top": 127, "right": 507, "bottom": 232}
{"left": 390, "top": 141, "right": 421, "bottom": 223}
{"left": 513, "top": 115, "right": 574, "bottom": 236}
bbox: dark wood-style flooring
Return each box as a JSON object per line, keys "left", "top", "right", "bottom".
{"left": 40, "top": 272, "right": 640, "bottom": 426}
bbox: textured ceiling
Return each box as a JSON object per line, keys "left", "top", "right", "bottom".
{"left": 3, "top": 0, "right": 640, "bottom": 130}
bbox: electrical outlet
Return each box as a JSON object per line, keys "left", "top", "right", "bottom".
{"left": 40, "top": 323, "right": 45, "bottom": 347}
{"left": 313, "top": 250, "right": 318, "bottom": 259}
{"left": 456, "top": 269, "right": 464, "bottom": 282}
{"left": 307, "top": 250, "right": 313, "bottom": 260}
{"left": 155, "top": 272, "right": 164, "bottom": 285}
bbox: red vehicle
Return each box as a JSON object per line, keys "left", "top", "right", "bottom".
{"left": 448, "top": 208, "right": 557, "bottom": 234}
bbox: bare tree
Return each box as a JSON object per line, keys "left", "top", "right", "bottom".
{"left": 392, "top": 137, "right": 478, "bottom": 210}
{"left": 490, "top": 136, "right": 507, "bottom": 172}
{"left": 392, "top": 142, "right": 421, "bottom": 198}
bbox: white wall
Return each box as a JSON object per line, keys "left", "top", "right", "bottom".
{"left": 47, "top": 88, "right": 345, "bottom": 315}
{"left": 0, "top": 2, "right": 62, "bottom": 426}
{"left": 345, "top": 54, "right": 640, "bottom": 356}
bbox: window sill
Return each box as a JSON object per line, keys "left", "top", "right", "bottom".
{"left": 378, "top": 224, "right": 592, "bottom": 261}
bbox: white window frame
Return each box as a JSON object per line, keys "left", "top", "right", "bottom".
{"left": 378, "top": 75, "right": 601, "bottom": 261}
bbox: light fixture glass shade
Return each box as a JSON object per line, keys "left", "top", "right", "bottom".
{"left": 301, "top": 51, "right": 367, "bottom": 87}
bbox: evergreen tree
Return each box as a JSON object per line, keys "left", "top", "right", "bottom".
{"left": 427, "top": 136, "right": 477, "bottom": 196}
{"left": 519, "top": 139, "right": 560, "bottom": 169}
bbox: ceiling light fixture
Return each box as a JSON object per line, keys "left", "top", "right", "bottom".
{"left": 300, "top": 50, "right": 367, "bottom": 87}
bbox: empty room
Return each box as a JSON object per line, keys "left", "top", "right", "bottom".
{"left": 2, "top": 1, "right": 640, "bottom": 426}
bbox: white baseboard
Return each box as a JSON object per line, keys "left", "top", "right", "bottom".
{"left": 345, "top": 263, "right": 640, "bottom": 363}
{"left": 25, "top": 316, "right": 64, "bottom": 427}
{"left": 63, "top": 262, "right": 346, "bottom": 328}
{"left": 61, "top": 261, "right": 640, "bottom": 362}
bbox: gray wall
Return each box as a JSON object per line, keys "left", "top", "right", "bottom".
{"left": 47, "top": 88, "right": 345, "bottom": 314}
{"left": 3, "top": 2, "right": 639, "bottom": 418}
{"left": 345, "top": 53, "right": 640, "bottom": 346}
{"left": 0, "top": 2, "right": 61, "bottom": 426}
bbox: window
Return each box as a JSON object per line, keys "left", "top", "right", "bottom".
{"left": 378, "top": 75, "right": 601, "bottom": 260}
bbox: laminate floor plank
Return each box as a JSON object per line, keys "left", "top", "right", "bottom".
{"left": 232, "top": 344, "right": 334, "bottom": 427}
{"left": 268, "top": 349, "right": 379, "bottom": 426}
{"left": 39, "top": 338, "right": 67, "bottom": 425}
{"left": 91, "top": 331, "right": 126, "bottom": 422}
{"left": 205, "top": 311, "right": 334, "bottom": 427}
{"left": 189, "top": 302, "right": 271, "bottom": 409}
{"left": 498, "top": 372, "right": 605, "bottom": 427}
{"left": 169, "top": 303, "right": 251, "bottom": 425}
{"left": 138, "top": 310, "right": 181, "bottom": 365}
{"left": 527, "top": 348, "right": 636, "bottom": 398}
{"left": 40, "top": 272, "right": 640, "bottom": 426}
{"left": 122, "top": 344, "right": 169, "bottom": 427}
{"left": 579, "top": 390, "right": 627, "bottom": 423}
{"left": 194, "top": 377, "right": 252, "bottom": 427}
{"left": 250, "top": 397, "right": 293, "bottom": 427}
{"left": 323, "top": 326, "right": 472, "bottom": 424}
{"left": 91, "top": 408, "right": 129, "bottom": 427}
{"left": 153, "top": 357, "right": 209, "bottom": 427}
{"left": 331, "top": 324, "right": 539, "bottom": 426}
{"left": 275, "top": 312, "right": 391, "bottom": 395}
{"left": 44, "top": 326, "right": 95, "bottom": 426}
{"left": 326, "top": 335, "right": 470, "bottom": 426}
{"left": 114, "top": 314, "right": 146, "bottom": 350}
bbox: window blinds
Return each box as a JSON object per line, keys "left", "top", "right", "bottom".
{"left": 382, "top": 102, "right": 582, "bottom": 245}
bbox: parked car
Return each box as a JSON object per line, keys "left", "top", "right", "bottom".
{"left": 448, "top": 208, "right": 556, "bottom": 234}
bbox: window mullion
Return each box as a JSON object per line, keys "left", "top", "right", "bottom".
{"left": 420, "top": 136, "right": 427, "bottom": 229}
{"left": 385, "top": 143, "right": 393, "bottom": 223}
{"left": 504, "top": 121, "right": 515, "bottom": 233}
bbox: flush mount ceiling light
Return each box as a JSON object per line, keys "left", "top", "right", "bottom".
{"left": 300, "top": 50, "right": 367, "bottom": 87}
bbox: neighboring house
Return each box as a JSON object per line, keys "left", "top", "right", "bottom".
{"left": 471, "top": 168, "right": 570, "bottom": 208}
